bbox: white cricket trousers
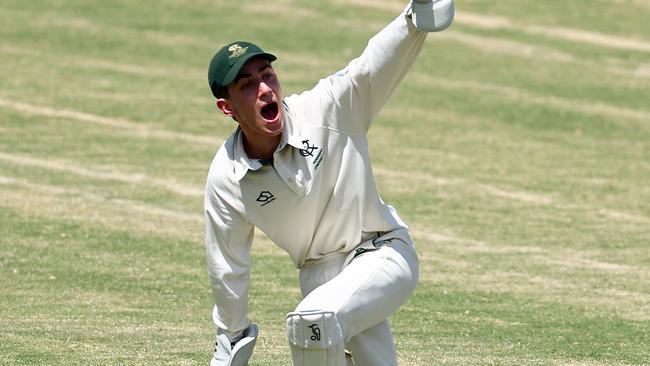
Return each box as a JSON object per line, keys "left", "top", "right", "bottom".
{"left": 295, "top": 229, "right": 419, "bottom": 366}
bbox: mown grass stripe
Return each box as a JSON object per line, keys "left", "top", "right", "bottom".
{"left": 410, "top": 74, "right": 650, "bottom": 123}
{"left": 0, "top": 151, "right": 203, "bottom": 197}
{"left": 0, "top": 97, "right": 220, "bottom": 146}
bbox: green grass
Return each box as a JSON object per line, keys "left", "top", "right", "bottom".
{"left": 1, "top": 0, "right": 649, "bottom": 365}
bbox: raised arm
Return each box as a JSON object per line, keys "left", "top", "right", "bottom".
{"left": 288, "top": 4, "right": 428, "bottom": 133}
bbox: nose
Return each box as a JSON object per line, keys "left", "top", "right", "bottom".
{"left": 259, "top": 81, "right": 273, "bottom": 100}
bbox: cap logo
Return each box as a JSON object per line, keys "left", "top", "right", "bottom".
{"left": 228, "top": 44, "right": 248, "bottom": 59}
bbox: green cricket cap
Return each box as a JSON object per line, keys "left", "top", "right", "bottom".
{"left": 208, "top": 41, "right": 277, "bottom": 98}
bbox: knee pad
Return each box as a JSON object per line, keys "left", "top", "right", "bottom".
{"left": 286, "top": 310, "right": 346, "bottom": 366}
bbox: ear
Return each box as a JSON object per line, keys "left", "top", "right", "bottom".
{"left": 216, "top": 98, "right": 236, "bottom": 119}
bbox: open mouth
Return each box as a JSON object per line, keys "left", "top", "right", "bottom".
{"left": 260, "top": 102, "right": 279, "bottom": 121}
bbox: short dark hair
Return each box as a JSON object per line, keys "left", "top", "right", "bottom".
{"left": 216, "top": 84, "right": 229, "bottom": 99}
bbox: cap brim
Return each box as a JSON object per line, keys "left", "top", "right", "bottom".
{"left": 222, "top": 52, "right": 277, "bottom": 86}
{"left": 412, "top": 0, "right": 454, "bottom": 32}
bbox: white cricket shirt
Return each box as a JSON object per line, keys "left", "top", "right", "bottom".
{"left": 204, "top": 8, "right": 427, "bottom": 334}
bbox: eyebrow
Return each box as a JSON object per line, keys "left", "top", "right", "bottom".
{"left": 234, "top": 62, "right": 272, "bottom": 83}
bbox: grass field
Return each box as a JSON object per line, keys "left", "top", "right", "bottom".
{"left": 1, "top": 0, "right": 649, "bottom": 365}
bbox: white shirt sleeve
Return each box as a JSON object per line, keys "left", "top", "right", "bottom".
{"left": 291, "top": 6, "right": 427, "bottom": 133}
{"left": 204, "top": 183, "right": 254, "bottom": 337}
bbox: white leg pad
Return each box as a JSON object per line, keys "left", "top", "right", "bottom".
{"left": 286, "top": 310, "right": 346, "bottom": 366}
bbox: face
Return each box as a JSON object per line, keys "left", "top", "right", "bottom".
{"left": 217, "top": 57, "right": 283, "bottom": 149}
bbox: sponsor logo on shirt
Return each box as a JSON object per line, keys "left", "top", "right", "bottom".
{"left": 256, "top": 191, "right": 276, "bottom": 207}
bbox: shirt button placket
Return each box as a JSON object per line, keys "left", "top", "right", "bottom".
{"left": 275, "top": 160, "right": 305, "bottom": 196}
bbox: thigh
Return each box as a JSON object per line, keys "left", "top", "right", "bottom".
{"left": 296, "top": 240, "right": 418, "bottom": 342}
{"left": 299, "top": 254, "right": 347, "bottom": 297}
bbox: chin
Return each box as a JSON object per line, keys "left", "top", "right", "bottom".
{"left": 265, "top": 119, "right": 284, "bottom": 135}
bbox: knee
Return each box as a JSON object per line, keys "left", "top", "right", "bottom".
{"left": 286, "top": 310, "right": 343, "bottom": 347}
{"left": 285, "top": 310, "right": 347, "bottom": 365}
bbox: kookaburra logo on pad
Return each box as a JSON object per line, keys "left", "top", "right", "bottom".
{"left": 228, "top": 44, "right": 248, "bottom": 58}
{"left": 308, "top": 324, "right": 321, "bottom": 341}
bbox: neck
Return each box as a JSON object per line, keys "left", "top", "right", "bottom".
{"left": 242, "top": 132, "right": 281, "bottom": 160}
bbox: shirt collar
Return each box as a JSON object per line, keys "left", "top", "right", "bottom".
{"left": 232, "top": 127, "right": 262, "bottom": 181}
{"left": 231, "top": 101, "right": 302, "bottom": 181}
{"left": 280, "top": 100, "right": 304, "bottom": 150}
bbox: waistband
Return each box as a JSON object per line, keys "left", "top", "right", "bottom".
{"left": 300, "top": 228, "right": 412, "bottom": 269}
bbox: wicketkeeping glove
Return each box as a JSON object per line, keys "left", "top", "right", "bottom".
{"left": 411, "top": 0, "right": 455, "bottom": 32}
{"left": 210, "top": 323, "right": 259, "bottom": 366}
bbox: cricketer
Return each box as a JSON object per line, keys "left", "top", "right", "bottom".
{"left": 204, "top": 1, "right": 454, "bottom": 365}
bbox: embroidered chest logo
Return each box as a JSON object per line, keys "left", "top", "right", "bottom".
{"left": 299, "top": 139, "right": 325, "bottom": 170}
{"left": 299, "top": 140, "right": 318, "bottom": 157}
{"left": 256, "top": 191, "right": 276, "bottom": 207}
